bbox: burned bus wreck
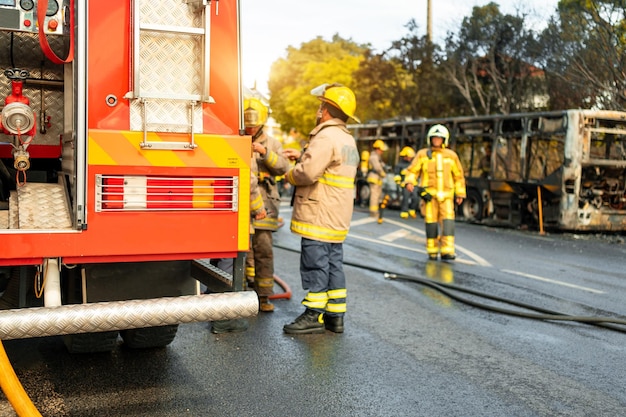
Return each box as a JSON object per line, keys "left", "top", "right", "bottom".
{"left": 349, "top": 109, "right": 626, "bottom": 231}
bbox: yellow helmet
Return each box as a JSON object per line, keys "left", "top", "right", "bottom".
{"left": 427, "top": 124, "right": 450, "bottom": 147}
{"left": 399, "top": 146, "right": 416, "bottom": 158}
{"left": 244, "top": 97, "right": 268, "bottom": 128}
{"left": 310, "top": 83, "right": 360, "bottom": 123}
{"left": 373, "top": 139, "right": 388, "bottom": 151}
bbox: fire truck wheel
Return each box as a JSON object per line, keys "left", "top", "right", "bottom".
{"left": 63, "top": 332, "right": 119, "bottom": 353}
{"left": 120, "top": 325, "right": 179, "bottom": 349}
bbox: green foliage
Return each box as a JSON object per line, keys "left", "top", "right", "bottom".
{"left": 384, "top": 19, "right": 459, "bottom": 118}
{"left": 540, "top": 0, "right": 626, "bottom": 109}
{"left": 443, "top": 3, "right": 546, "bottom": 115}
{"left": 267, "top": 35, "right": 365, "bottom": 136}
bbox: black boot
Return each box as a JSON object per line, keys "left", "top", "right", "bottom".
{"left": 323, "top": 314, "right": 344, "bottom": 333}
{"left": 283, "top": 309, "right": 324, "bottom": 334}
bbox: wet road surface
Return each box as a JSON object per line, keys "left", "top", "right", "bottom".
{"left": 1, "top": 206, "right": 626, "bottom": 416}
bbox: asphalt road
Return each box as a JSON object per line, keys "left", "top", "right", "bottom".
{"left": 1, "top": 205, "right": 626, "bottom": 416}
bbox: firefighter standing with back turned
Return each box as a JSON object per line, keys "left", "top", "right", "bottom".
{"left": 282, "top": 83, "right": 360, "bottom": 334}
{"left": 367, "top": 139, "right": 388, "bottom": 217}
{"left": 405, "top": 124, "right": 466, "bottom": 260}
{"left": 244, "top": 98, "right": 290, "bottom": 312}
{"left": 395, "top": 146, "right": 418, "bottom": 219}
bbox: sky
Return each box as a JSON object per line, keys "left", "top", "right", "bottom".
{"left": 240, "top": 0, "right": 561, "bottom": 96}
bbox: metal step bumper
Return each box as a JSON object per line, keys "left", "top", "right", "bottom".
{"left": 0, "top": 292, "right": 258, "bottom": 340}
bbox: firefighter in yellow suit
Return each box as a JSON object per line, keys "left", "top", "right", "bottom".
{"left": 405, "top": 125, "right": 466, "bottom": 260}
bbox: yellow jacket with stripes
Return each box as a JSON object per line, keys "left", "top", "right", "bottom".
{"left": 405, "top": 147, "right": 466, "bottom": 201}
{"left": 286, "top": 119, "right": 359, "bottom": 243}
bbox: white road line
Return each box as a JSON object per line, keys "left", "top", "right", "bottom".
{"left": 282, "top": 209, "right": 601, "bottom": 292}
{"left": 350, "top": 217, "right": 378, "bottom": 227}
{"left": 346, "top": 233, "right": 478, "bottom": 266}
{"left": 381, "top": 218, "right": 491, "bottom": 267}
{"left": 379, "top": 229, "right": 411, "bottom": 242}
{"left": 382, "top": 218, "right": 425, "bottom": 235}
{"left": 501, "top": 269, "right": 604, "bottom": 294}
{"left": 347, "top": 233, "right": 426, "bottom": 254}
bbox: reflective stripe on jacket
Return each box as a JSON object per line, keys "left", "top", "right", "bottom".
{"left": 286, "top": 119, "right": 359, "bottom": 243}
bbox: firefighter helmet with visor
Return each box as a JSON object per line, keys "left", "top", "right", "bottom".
{"left": 243, "top": 97, "right": 269, "bottom": 128}
{"left": 310, "top": 83, "right": 360, "bottom": 123}
{"left": 427, "top": 124, "right": 450, "bottom": 147}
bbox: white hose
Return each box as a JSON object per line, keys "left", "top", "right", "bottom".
{"left": 43, "top": 258, "right": 62, "bottom": 307}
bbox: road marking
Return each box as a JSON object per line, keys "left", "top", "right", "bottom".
{"left": 347, "top": 233, "right": 426, "bottom": 254}
{"left": 350, "top": 217, "right": 378, "bottom": 227}
{"left": 283, "top": 209, "right": 601, "bottom": 292}
{"left": 382, "top": 218, "right": 491, "bottom": 267}
{"left": 346, "top": 233, "right": 478, "bottom": 266}
{"left": 286, "top": 210, "right": 490, "bottom": 266}
{"left": 382, "top": 218, "right": 424, "bottom": 235}
{"left": 501, "top": 269, "right": 604, "bottom": 294}
{"left": 379, "top": 229, "right": 411, "bottom": 242}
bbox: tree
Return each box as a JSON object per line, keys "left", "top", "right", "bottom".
{"left": 384, "top": 19, "right": 457, "bottom": 118}
{"left": 539, "top": 0, "right": 626, "bottom": 110}
{"left": 267, "top": 35, "right": 366, "bottom": 136}
{"left": 351, "top": 49, "right": 413, "bottom": 122}
{"left": 442, "top": 3, "right": 546, "bottom": 115}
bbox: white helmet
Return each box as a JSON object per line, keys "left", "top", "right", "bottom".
{"left": 427, "top": 124, "right": 450, "bottom": 147}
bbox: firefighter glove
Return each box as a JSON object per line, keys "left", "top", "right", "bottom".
{"left": 419, "top": 188, "right": 432, "bottom": 202}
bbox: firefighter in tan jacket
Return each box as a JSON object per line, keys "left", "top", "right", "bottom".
{"left": 244, "top": 98, "right": 290, "bottom": 312}
{"left": 282, "top": 83, "right": 360, "bottom": 335}
{"left": 405, "top": 124, "right": 466, "bottom": 260}
{"left": 367, "top": 139, "right": 388, "bottom": 216}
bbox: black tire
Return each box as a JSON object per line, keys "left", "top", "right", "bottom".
{"left": 64, "top": 332, "right": 119, "bottom": 354}
{"left": 61, "top": 267, "right": 120, "bottom": 353}
{"left": 120, "top": 325, "right": 179, "bottom": 349}
{"left": 461, "top": 188, "right": 484, "bottom": 221}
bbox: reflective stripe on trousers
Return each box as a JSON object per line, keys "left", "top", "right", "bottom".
{"left": 300, "top": 238, "right": 347, "bottom": 316}
{"left": 245, "top": 229, "right": 275, "bottom": 296}
{"left": 424, "top": 198, "right": 456, "bottom": 255}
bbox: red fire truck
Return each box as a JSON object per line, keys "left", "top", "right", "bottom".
{"left": 0, "top": 0, "right": 257, "bottom": 352}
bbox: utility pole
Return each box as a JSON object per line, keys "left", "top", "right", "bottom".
{"left": 426, "top": 0, "right": 432, "bottom": 43}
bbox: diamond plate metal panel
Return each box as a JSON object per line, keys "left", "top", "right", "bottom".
{"left": 139, "top": 33, "right": 202, "bottom": 97}
{"left": 8, "top": 191, "right": 17, "bottom": 229}
{"left": 16, "top": 182, "right": 72, "bottom": 229}
{"left": 0, "top": 210, "right": 7, "bottom": 229}
{"left": 0, "top": 292, "right": 259, "bottom": 340}
{"left": 140, "top": 0, "right": 203, "bottom": 28}
{"left": 130, "top": 100, "right": 203, "bottom": 133}
{"left": 130, "top": 0, "right": 206, "bottom": 132}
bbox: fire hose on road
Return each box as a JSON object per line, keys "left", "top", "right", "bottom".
{"left": 273, "top": 243, "right": 626, "bottom": 334}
